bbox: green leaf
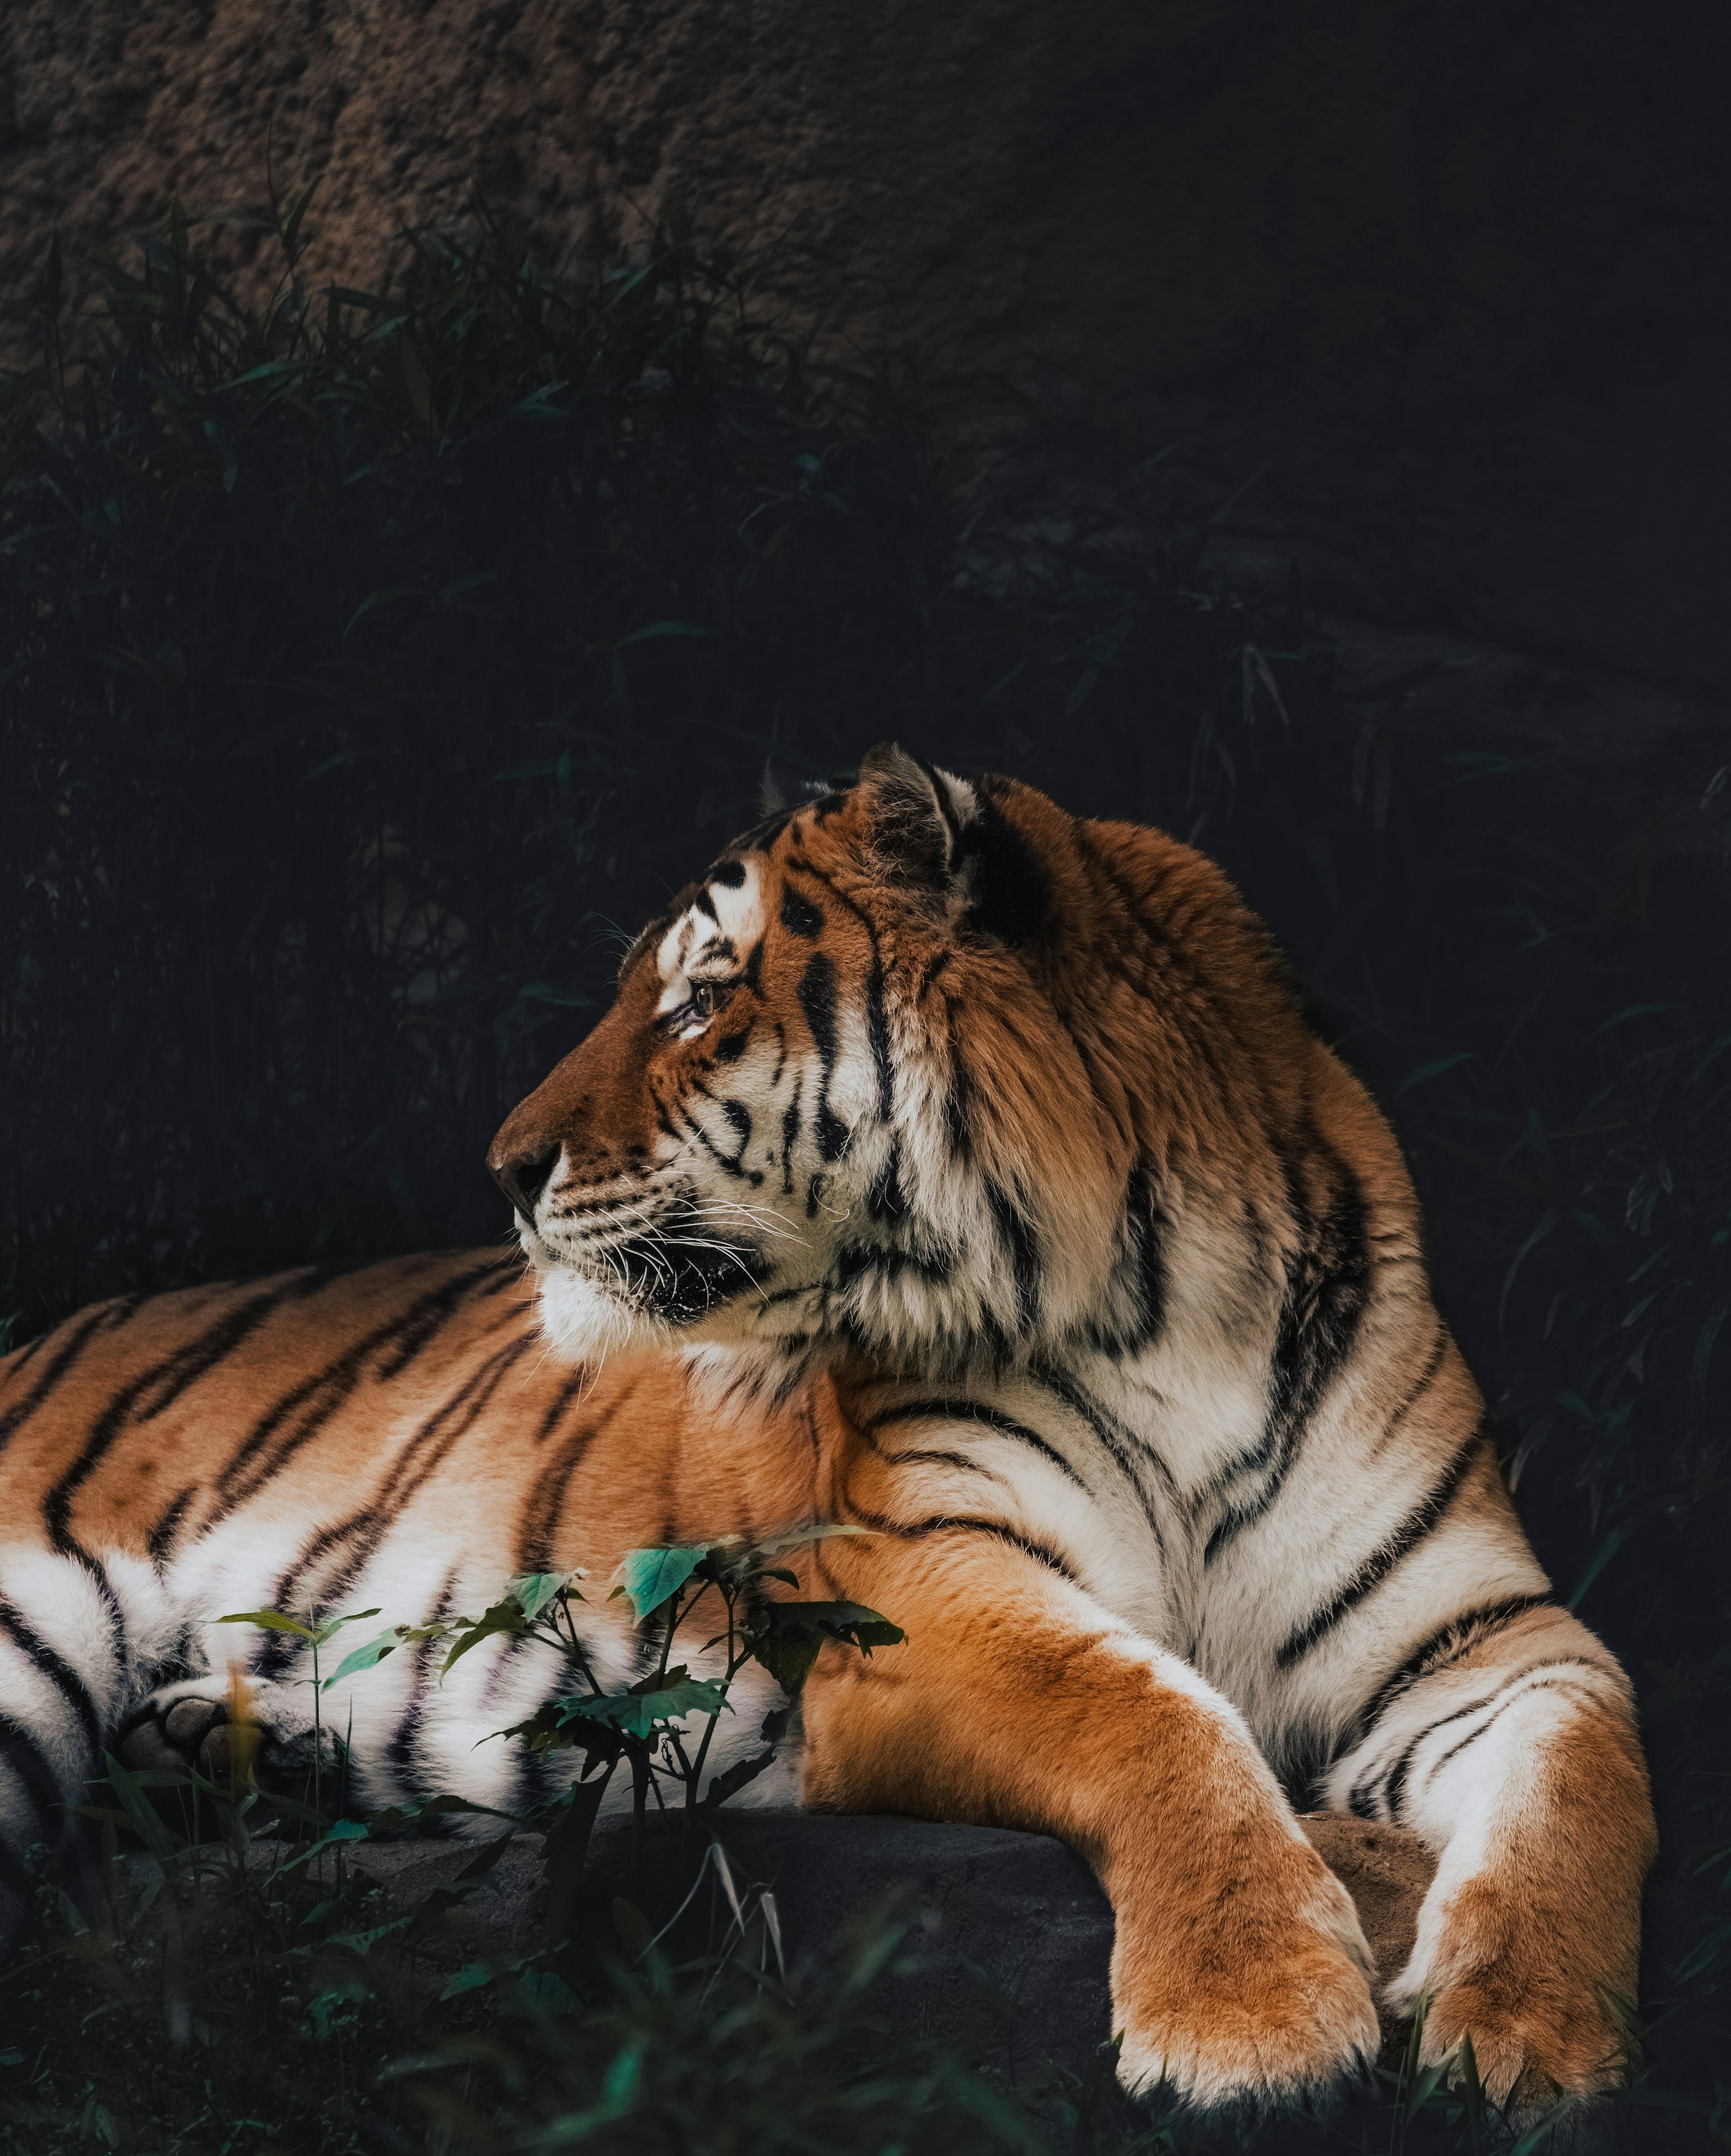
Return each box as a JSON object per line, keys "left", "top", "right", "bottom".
{"left": 1396, "top": 1052, "right": 1475, "bottom": 1096}
{"left": 506, "top": 1571, "right": 580, "bottom": 1623}
{"left": 758, "top": 1598, "right": 904, "bottom": 1646}
{"left": 363, "top": 1792, "right": 517, "bottom": 1835}
{"left": 1498, "top": 1207, "right": 1560, "bottom": 1333}
{"left": 216, "top": 1608, "right": 318, "bottom": 1639}
{"left": 747, "top": 1599, "right": 905, "bottom": 1698}
{"left": 621, "top": 1544, "right": 710, "bottom": 1617}
{"left": 701, "top": 1747, "right": 779, "bottom": 1810}
{"left": 1568, "top": 1522, "right": 1636, "bottom": 1612}
{"left": 749, "top": 1633, "right": 822, "bottom": 1696}
{"left": 1691, "top": 1031, "right": 1731, "bottom": 1080}
{"left": 323, "top": 1623, "right": 405, "bottom": 1690}
{"left": 1585, "top": 1001, "right": 1680, "bottom": 1041}
{"left": 1691, "top": 1300, "right": 1727, "bottom": 1392}
{"left": 439, "top": 1601, "right": 529, "bottom": 1678}
{"left": 276, "top": 1817, "right": 371, "bottom": 1873}
{"left": 561, "top": 1672, "right": 730, "bottom": 1742}
{"left": 100, "top": 1754, "right": 176, "bottom": 1862}
{"left": 343, "top": 586, "right": 420, "bottom": 639}
{"left": 1674, "top": 1919, "right": 1731, "bottom": 1982}
{"left": 324, "top": 286, "right": 411, "bottom": 316}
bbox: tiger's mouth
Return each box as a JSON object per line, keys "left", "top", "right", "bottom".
{"left": 524, "top": 1174, "right": 779, "bottom": 1334}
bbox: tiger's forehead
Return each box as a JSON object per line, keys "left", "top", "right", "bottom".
{"left": 655, "top": 856, "right": 767, "bottom": 1008}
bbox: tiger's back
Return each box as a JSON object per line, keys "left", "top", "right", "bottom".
{"left": 0, "top": 1252, "right": 815, "bottom": 1583}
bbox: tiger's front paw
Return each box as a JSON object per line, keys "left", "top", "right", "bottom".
{"left": 1113, "top": 1843, "right": 1380, "bottom": 2110}
{"left": 1394, "top": 1875, "right": 1640, "bottom": 2126}
{"left": 1401, "top": 1941, "right": 1635, "bottom": 2123}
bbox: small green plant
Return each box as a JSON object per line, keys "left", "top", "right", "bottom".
{"left": 266, "top": 1528, "right": 903, "bottom": 1903}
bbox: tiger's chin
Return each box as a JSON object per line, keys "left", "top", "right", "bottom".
{"left": 530, "top": 1256, "right": 828, "bottom": 1400}
{"left": 531, "top": 1265, "right": 675, "bottom": 1366}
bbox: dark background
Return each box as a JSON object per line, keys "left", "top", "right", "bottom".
{"left": 2, "top": 4, "right": 1729, "bottom": 2145}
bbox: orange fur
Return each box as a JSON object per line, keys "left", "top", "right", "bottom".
{"left": 0, "top": 754, "right": 1655, "bottom": 2120}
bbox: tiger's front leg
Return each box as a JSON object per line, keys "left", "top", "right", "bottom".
{"left": 803, "top": 1529, "right": 1380, "bottom": 2110}
{"left": 1323, "top": 1602, "right": 1655, "bottom": 2122}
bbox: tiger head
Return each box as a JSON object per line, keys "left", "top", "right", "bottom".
{"left": 487, "top": 742, "right": 1284, "bottom": 1383}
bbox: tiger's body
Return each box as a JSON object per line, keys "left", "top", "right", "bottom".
{"left": 0, "top": 747, "right": 1653, "bottom": 2121}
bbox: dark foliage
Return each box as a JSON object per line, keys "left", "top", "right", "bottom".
{"left": 2, "top": 210, "right": 1729, "bottom": 2149}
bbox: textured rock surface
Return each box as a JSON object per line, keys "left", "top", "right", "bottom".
{"left": 3, "top": 1, "right": 1729, "bottom": 688}
{"left": 328, "top": 1804, "right": 1433, "bottom": 2084}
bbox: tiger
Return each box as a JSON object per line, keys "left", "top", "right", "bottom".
{"left": 0, "top": 744, "right": 1653, "bottom": 2124}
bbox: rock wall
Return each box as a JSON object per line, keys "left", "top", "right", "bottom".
{"left": 5, "top": 0, "right": 1730, "bottom": 685}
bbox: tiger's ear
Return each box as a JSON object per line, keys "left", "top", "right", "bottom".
{"left": 859, "top": 741, "right": 1050, "bottom": 946}
{"left": 759, "top": 758, "right": 788, "bottom": 816}
{"left": 859, "top": 741, "right": 975, "bottom": 885}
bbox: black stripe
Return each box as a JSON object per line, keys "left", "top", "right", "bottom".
{"left": 0, "top": 1598, "right": 103, "bottom": 1761}
{"left": 0, "top": 1297, "right": 139, "bottom": 1456}
{"left": 986, "top": 1181, "right": 1042, "bottom": 1329}
{"left": 1365, "top": 1657, "right": 1582, "bottom": 1821}
{"left": 782, "top": 861, "right": 894, "bottom": 1121}
{"left": 213, "top": 1258, "right": 510, "bottom": 1515}
{"left": 46, "top": 1276, "right": 324, "bottom": 1558}
{"left": 146, "top": 1485, "right": 198, "bottom": 1566}
{"left": 518, "top": 1381, "right": 637, "bottom": 1572}
{"left": 532, "top": 1369, "right": 591, "bottom": 1446}
{"left": 1345, "top": 1593, "right": 1554, "bottom": 1747}
{"left": 867, "top": 1399, "right": 1088, "bottom": 1491}
{"left": 0, "top": 1331, "right": 48, "bottom": 1374}
{"left": 942, "top": 1000, "right": 975, "bottom": 1164}
{"left": 796, "top": 954, "right": 851, "bottom": 1161}
{"left": 844, "top": 1504, "right": 1076, "bottom": 1582}
{"left": 1274, "top": 1421, "right": 1489, "bottom": 1668}
{"left": 1418, "top": 1675, "right": 1601, "bottom": 1795}
{"left": 864, "top": 1138, "right": 907, "bottom": 1225}
{"left": 1204, "top": 1122, "right": 1371, "bottom": 1566}
{"left": 256, "top": 1331, "right": 539, "bottom": 1667}
{"left": 873, "top": 1443, "right": 1004, "bottom": 1481}
{"left": 1032, "top": 1363, "right": 1176, "bottom": 1556}
{"left": 0, "top": 1711, "right": 66, "bottom": 1845}
{"left": 910, "top": 754, "right": 963, "bottom": 867}
{"left": 779, "top": 888, "right": 823, "bottom": 938}
{"left": 1367, "top": 1327, "right": 1448, "bottom": 1462}
{"left": 69, "top": 1546, "right": 128, "bottom": 1677}
{"left": 779, "top": 1078, "right": 803, "bottom": 1193}
{"left": 385, "top": 1569, "right": 458, "bottom": 1804}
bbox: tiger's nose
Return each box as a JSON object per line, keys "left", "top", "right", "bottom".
{"left": 489, "top": 1142, "right": 561, "bottom": 1221}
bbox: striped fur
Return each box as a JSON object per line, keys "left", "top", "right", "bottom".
{"left": 0, "top": 746, "right": 1653, "bottom": 2121}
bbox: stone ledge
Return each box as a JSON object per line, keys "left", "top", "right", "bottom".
{"left": 315, "top": 1804, "right": 1434, "bottom": 2089}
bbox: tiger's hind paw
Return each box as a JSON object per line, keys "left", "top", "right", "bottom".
{"left": 114, "top": 1679, "right": 333, "bottom": 1799}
